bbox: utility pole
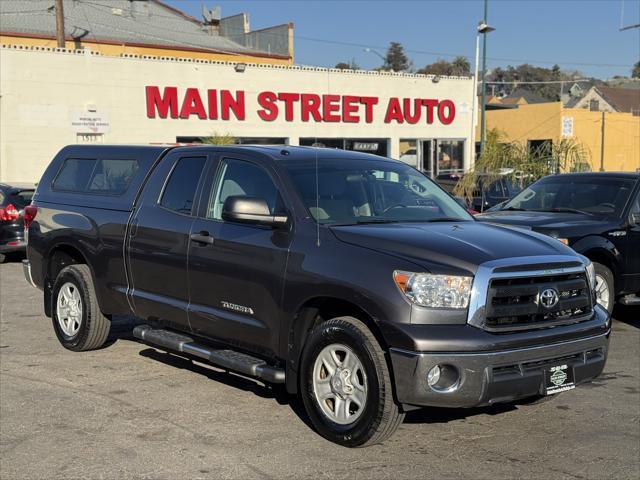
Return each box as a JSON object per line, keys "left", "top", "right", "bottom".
{"left": 599, "top": 111, "right": 606, "bottom": 172}
{"left": 55, "top": 0, "right": 65, "bottom": 49}
{"left": 479, "top": 0, "right": 491, "bottom": 155}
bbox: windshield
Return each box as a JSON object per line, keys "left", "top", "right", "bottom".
{"left": 282, "top": 158, "right": 473, "bottom": 225}
{"left": 502, "top": 176, "right": 635, "bottom": 216}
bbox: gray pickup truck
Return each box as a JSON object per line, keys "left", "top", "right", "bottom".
{"left": 23, "top": 145, "right": 610, "bottom": 447}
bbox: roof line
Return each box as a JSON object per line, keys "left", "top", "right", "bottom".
{"left": 0, "top": 31, "right": 291, "bottom": 60}
{"left": 150, "top": 0, "right": 203, "bottom": 27}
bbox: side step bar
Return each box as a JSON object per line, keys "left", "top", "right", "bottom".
{"left": 133, "top": 325, "right": 285, "bottom": 383}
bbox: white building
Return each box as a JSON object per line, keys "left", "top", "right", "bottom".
{"left": 0, "top": 45, "right": 475, "bottom": 183}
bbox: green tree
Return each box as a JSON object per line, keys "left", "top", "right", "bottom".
{"left": 451, "top": 56, "right": 471, "bottom": 76}
{"left": 632, "top": 61, "right": 640, "bottom": 79}
{"left": 334, "top": 58, "right": 359, "bottom": 70}
{"left": 454, "top": 128, "right": 590, "bottom": 204}
{"left": 200, "top": 132, "right": 235, "bottom": 145}
{"left": 384, "top": 42, "right": 410, "bottom": 72}
{"left": 417, "top": 57, "right": 470, "bottom": 76}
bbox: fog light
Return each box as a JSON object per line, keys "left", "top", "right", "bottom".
{"left": 427, "top": 365, "right": 441, "bottom": 386}
{"left": 427, "top": 364, "right": 460, "bottom": 392}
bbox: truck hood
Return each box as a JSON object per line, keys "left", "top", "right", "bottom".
{"left": 330, "top": 221, "right": 573, "bottom": 275}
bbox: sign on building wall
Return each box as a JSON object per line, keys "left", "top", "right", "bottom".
{"left": 70, "top": 112, "right": 110, "bottom": 134}
{"left": 562, "top": 116, "right": 574, "bottom": 137}
{"left": 144, "top": 86, "right": 458, "bottom": 125}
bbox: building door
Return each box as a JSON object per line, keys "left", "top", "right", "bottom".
{"left": 420, "top": 140, "right": 435, "bottom": 178}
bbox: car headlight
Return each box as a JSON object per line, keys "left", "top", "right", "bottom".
{"left": 393, "top": 271, "right": 472, "bottom": 309}
{"left": 585, "top": 261, "right": 596, "bottom": 293}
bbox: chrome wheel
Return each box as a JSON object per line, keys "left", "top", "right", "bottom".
{"left": 312, "top": 343, "right": 368, "bottom": 425}
{"left": 56, "top": 282, "right": 83, "bottom": 337}
{"left": 595, "top": 274, "right": 611, "bottom": 311}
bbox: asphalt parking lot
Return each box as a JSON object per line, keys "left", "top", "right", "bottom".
{"left": 1, "top": 258, "right": 639, "bottom": 480}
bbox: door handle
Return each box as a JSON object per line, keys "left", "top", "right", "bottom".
{"left": 190, "top": 231, "right": 214, "bottom": 245}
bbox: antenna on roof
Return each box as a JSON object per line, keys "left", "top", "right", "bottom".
{"left": 201, "top": 4, "right": 221, "bottom": 35}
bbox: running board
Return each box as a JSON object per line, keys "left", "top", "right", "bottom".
{"left": 619, "top": 294, "right": 640, "bottom": 306}
{"left": 133, "top": 325, "right": 285, "bottom": 383}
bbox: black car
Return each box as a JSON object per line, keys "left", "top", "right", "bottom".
{"left": 478, "top": 172, "right": 640, "bottom": 313}
{"left": 436, "top": 173, "right": 522, "bottom": 212}
{"left": 0, "top": 182, "right": 36, "bottom": 262}
{"left": 23, "top": 145, "right": 609, "bottom": 447}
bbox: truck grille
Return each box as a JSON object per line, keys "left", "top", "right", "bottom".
{"left": 485, "top": 271, "right": 593, "bottom": 332}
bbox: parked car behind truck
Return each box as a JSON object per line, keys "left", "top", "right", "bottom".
{"left": 23, "top": 145, "right": 610, "bottom": 447}
{"left": 0, "top": 182, "right": 36, "bottom": 262}
{"left": 478, "top": 172, "right": 640, "bottom": 313}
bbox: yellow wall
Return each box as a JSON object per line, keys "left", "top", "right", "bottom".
{"left": 570, "top": 109, "right": 639, "bottom": 172}
{"left": 476, "top": 102, "right": 640, "bottom": 172}
{"left": 476, "top": 102, "right": 562, "bottom": 145}
{"left": 0, "top": 34, "right": 293, "bottom": 66}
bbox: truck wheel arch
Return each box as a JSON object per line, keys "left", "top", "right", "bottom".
{"left": 44, "top": 244, "right": 92, "bottom": 317}
{"left": 285, "top": 297, "right": 389, "bottom": 395}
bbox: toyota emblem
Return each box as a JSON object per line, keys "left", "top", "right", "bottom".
{"left": 540, "top": 288, "right": 560, "bottom": 309}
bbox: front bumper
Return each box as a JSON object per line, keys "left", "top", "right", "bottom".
{"left": 390, "top": 307, "right": 610, "bottom": 408}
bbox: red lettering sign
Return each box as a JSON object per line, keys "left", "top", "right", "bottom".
{"left": 145, "top": 86, "right": 459, "bottom": 126}
{"left": 146, "top": 86, "right": 178, "bottom": 118}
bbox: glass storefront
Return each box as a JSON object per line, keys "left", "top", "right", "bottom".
{"left": 398, "top": 138, "right": 465, "bottom": 178}
{"left": 299, "top": 138, "right": 389, "bottom": 157}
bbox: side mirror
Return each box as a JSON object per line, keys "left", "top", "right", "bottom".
{"left": 221, "top": 196, "right": 288, "bottom": 228}
{"left": 630, "top": 212, "right": 640, "bottom": 225}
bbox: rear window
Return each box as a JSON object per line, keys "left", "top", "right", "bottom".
{"left": 6, "top": 189, "right": 35, "bottom": 208}
{"left": 53, "top": 158, "right": 138, "bottom": 195}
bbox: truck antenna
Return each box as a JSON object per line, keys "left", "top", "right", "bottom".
{"left": 315, "top": 142, "right": 321, "bottom": 247}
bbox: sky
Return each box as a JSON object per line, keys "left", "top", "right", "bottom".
{"left": 165, "top": 0, "right": 640, "bottom": 79}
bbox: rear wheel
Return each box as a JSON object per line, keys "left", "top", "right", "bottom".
{"left": 593, "top": 262, "right": 614, "bottom": 314}
{"left": 300, "top": 316, "right": 404, "bottom": 447}
{"left": 51, "top": 264, "right": 110, "bottom": 351}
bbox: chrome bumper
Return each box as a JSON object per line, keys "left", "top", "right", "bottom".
{"left": 22, "top": 259, "right": 38, "bottom": 289}
{"left": 390, "top": 307, "right": 610, "bottom": 408}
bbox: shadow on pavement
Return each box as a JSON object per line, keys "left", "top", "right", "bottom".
{"left": 613, "top": 305, "right": 639, "bottom": 329}
{"left": 136, "top": 347, "right": 315, "bottom": 430}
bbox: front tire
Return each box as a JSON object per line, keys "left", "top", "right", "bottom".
{"left": 51, "top": 264, "right": 110, "bottom": 351}
{"left": 300, "top": 316, "right": 404, "bottom": 447}
{"left": 593, "top": 262, "right": 614, "bottom": 314}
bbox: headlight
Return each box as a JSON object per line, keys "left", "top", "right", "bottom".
{"left": 585, "top": 261, "right": 596, "bottom": 292}
{"left": 393, "top": 271, "right": 472, "bottom": 309}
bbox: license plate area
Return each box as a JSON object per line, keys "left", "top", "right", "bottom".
{"left": 545, "top": 364, "right": 575, "bottom": 395}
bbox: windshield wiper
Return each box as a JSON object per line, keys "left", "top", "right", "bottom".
{"left": 536, "top": 208, "right": 594, "bottom": 216}
{"left": 425, "top": 217, "right": 468, "bottom": 222}
{"left": 501, "top": 206, "right": 526, "bottom": 211}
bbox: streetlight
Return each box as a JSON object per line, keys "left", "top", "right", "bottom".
{"left": 363, "top": 48, "right": 391, "bottom": 71}
{"left": 478, "top": 0, "right": 495, "bottom": 156}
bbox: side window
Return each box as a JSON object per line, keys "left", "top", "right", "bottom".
{"left": 160, "top": 156, "right": 207, "bottom": 214}
{"left": 87, "top": 159, "right": 138, "bottom": 194}
{"left": 53, "top": 158, "right": 138, "bottom": 195}
{"left": 53, "top": 158, "right": 97, "bottom": 191}
{"left": 208, "top": 159, "right": 283, "bottom": 220}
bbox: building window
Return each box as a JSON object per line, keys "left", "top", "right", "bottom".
{"left": 436, "top": 140, "right": 465, "bottom": 174}
{"left": 299, "top": 138, "right": 389, "bottom": 157}
{"left": 528, "top": 139, "right": 553, "bottom": 156}
{"left": 399, "top": 140, "right": 418, "bottom": 168}
{"left": 589, "top": 99, "right": 600, "bottom": 112}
